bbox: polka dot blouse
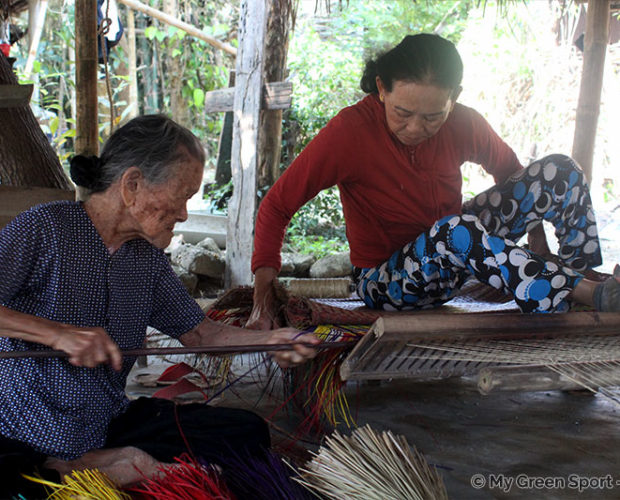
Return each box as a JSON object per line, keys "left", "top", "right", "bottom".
{"left": 0, "top": 201, "right": 205, "bottom": 459}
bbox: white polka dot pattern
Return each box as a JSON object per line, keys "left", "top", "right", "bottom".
{"left": 0, "top": 201, "right": 205, "bottom": 459}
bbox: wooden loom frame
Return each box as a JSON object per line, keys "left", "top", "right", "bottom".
{"left": 339, "top": 312, "right": 620, "bottom": 391}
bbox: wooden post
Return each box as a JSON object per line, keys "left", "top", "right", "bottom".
{"left": 225, "top": 0, "right": 268, "bottom": 288}
{"left": 75, "top": 0, "right": 99, "bottom": 156}
{"left": 571, "top": 0, "right": 610, "bottom": 184}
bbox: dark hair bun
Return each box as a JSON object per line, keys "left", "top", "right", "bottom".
{"left": 360, "top": 59, "right": 380, "bottom": 94}
{"left": 70, "top": 155, "right": 101, "bottom": 189}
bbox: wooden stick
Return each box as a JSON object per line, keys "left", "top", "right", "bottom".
{"left": 0, "top": 341, "right": 352, "bottom": 360}
{"left": 286, "top": 278, "right": 353, "bottom": 299}
{"left": 477, "top": 362, "right": 620, "bottom": 395}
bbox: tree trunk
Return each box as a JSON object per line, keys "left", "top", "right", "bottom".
{"left": 164, "top": 0, "right": 188, "bottom": 126}
{"left": 571, "top": 0, "right": 610, "bottom": 185}
{"left": 0, "top": 54, "right": 72, "bottom": 189}
{"left": 115, "top": 8, "right": 138, "bottom": 126}
{"left": 257, "top": 0, "right": 290, "bottom": 190}
{"left": 215, "top": 71, "right": 235, "bottom": 185}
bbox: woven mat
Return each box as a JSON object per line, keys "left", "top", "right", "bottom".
{"left": 205, "top": 280, "right": 518, "bottom": 329}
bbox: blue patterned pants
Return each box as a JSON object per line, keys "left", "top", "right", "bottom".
{"left": 354, "top": 154, "right": 602, "bottom": 313}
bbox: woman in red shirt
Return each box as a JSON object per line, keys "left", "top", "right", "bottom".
{"left": 249, "top": 34, "right": 619, "bottom": 326}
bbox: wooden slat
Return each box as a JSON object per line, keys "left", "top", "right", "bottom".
{"left": 374, "top": 312, "right": 620, "bottom": 343}
{"left": 0, "top": 84, "right": 33, "bottom": 108}
{"left": 0, "top": 186, "right": 75, "bottom": 229}
{"left": 204, "top": 81, "right": 292, "bottom": 112}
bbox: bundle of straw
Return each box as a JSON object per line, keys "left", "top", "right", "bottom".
{"left": 22, "top": 469, "right": 130, "bottom": 500}
{"left": 295, "top": 425, "right": 448, "bottom": 500}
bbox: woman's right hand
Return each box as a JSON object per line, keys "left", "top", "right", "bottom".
{"left": 52, "top": 325, "right": 123, "bottom": 371}
{"left": 246, "top": 267, "right": 280, "bottom": 330}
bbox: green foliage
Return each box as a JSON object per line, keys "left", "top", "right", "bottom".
{"left": 282, "top": 1, "right": 472, "bottom": 252}
{"left": 286, "top": 234, "right": 350, "bottom": 259}
{"left": 285, "top": 188, "right": 349, "bottom": 258}
{"left": 286, "top": 0, "right": 471, "bottom": 148}
{"left": 204, "top": 180, "right": 233, "bottom": 215}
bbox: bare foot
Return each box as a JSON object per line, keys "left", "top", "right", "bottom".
{"left": 45, "top": 446, "right": 176, "bottom": 486}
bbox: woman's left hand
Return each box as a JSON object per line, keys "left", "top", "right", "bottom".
{"left": 266, "top": 328, "right": 321, "bottom": 368}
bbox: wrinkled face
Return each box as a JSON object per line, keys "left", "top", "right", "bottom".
{"left": 132, "top": 156, "right": 203, "bottom": 248}
{"left": 377, "top": 78, "right": 458, "bottom": 147}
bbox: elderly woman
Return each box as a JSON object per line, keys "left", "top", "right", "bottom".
{"left": 0, "top": 115, "right": 318, "bottom": 491}
{"left": 249, "top": 33, "right": 620, "bottom": 329}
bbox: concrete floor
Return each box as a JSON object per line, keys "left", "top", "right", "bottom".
{"left": 126, "top": 207, "right": 620, "bottom": 499}
{"left": 127, "top": 362, "right": 620, "bottom": 500}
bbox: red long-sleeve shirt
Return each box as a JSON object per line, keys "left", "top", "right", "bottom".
{"left": 252, "top": 94, "right": 523, "bottom": 272}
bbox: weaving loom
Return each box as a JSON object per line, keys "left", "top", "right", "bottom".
{"left": 192, "top": 281, "right": 620, "bottom": 431}
{"left": 339, "top": 312, "right": 620, "bottom": 391}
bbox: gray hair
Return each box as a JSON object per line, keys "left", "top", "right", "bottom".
{"left": 70, "top": 114, "right": 205, "bottom": 193}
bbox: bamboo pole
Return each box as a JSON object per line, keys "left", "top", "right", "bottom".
{"left": 24, "top": 0, "right": 48, "bottom": 77}
{"left": 571, "top": 0, "right": 610, "bottom": 184}
{"left": 117, "top": 0, "right": 237, "bottom": 56}
{"left": 126, "top": 7, "right": 138, "bottom": 119}
{"left": 0, "top": 341, "right": 348, "bottom": 360}
{"left": 75, "top": 0, "right": 99, "bottom": 156}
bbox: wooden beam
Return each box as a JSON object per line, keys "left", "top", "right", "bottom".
{"left": 225, "top": 0, "right": 268, "bottom": 288}
{"left": 571, "top": 0, "right": 610, "bottom": 184}
{"left": 204, "top": 81, "right": 292, "bottom": 112}
{"left": 118, "top": 0, "right": 237, "bottom": 56}
{"left": 0, "top": 84, "right": 33, "bottom": 108}
{"left": 75, "top": 0, "right": 99, "bottom": 156}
